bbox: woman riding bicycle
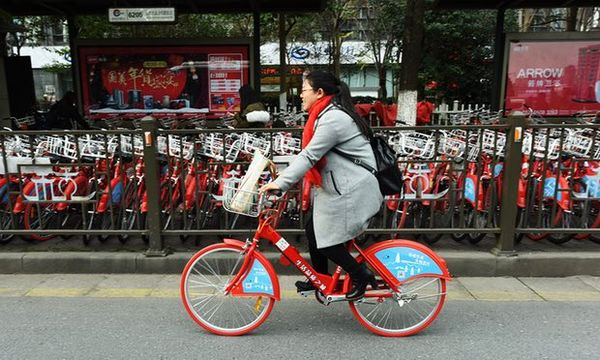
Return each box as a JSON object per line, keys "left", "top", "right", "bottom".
{"left": 260, "top": 71, "right": 383, "bottom": 300}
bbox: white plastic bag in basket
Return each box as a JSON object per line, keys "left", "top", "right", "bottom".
{"left": 229, "top": 150, "right": 270, "bottom": 213}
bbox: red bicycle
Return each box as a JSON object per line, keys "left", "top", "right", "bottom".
{"left": 180, "top": 163, "right": 450, "bottom": 337}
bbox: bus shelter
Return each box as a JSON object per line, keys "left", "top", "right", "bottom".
{"left": 0, "top": 0, "right": 325, "bottom": 122}
{"left": 434, "top": 0, "right": 599, "bottom": 111}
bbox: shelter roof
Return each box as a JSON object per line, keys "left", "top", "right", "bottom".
{"left": 433, "top": 0, "right": 600, "bottom": 9}
{"left": 0, "top": 0, "right": 324, "bottom": 16}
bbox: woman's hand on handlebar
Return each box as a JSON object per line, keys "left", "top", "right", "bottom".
{"left": 259, "top": 182, "right": 281, "bottom": 195}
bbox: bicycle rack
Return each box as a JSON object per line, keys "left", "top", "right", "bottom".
{"left": 241, "top": 133, "right": 271, "bottom": 156}
{"left": 197, "top": 133, "right": 242, "bottom": 162}
{"left": 563, "top": 129, "right": 593, "bottom": 158}
{"left": 120, "top": 134, "right": 144, "bottom": 156}
{"left": 481, "top": 129, "right": 506, "bottom": 157}
{"left": 272, "top": 133, "right": 301, "bottom": 155}
{"left": 78, "top": 135, "right": 119, "bottom": 159}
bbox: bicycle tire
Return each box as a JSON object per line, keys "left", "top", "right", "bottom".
{"left": 524, "top": 180, "right": 552, "bottom": 241}
{"left": 98, "top": 211, "right": 114, "bottom": 242}
{"left": 468, "top": 182, "right": 494, "bottom": 244}
{"left": 449, "top": 183, "right": 467, "bottom": 241}
{"left": 349, "top": 264, "right": 446, "bottom": 337}
{"left": 424, "top": 181, "right": 455, "bottom": 245}
{"left": 180, "top": 244, "right": 275, "bottom": 336}
{"left": 23, "top": 203, "right": 59, "bottom": 241}
{"left": 118, "top": 182, "right": 138, "bottom": 243}
{"left": 525, "top": 203, "right": 552, "bottom": 241}
{"left": 83, "top": 209, "right": 99, "bottom": 245}
{"left": 416, "top": 203, "right": 446, "bottom": 245}
{"left": 589, "top": 212, "right": 600, "bottom": 244}
{"left": 62, "top": 205, "right": 83, "bottom": 240}
{"left": 514, "top": 207, "right": 526, "bottom": 244}
{"left": 547, "top": 208, "right": 575, "bottom": 245}
{"left": 390, "top": 201, "right": 410, "bottom": 239}
{"left": 0, "top": 206, "right": 15, "bottom": 244}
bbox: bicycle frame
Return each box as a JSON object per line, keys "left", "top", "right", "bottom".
{"left": 222, "top": 210, "right": 451, "bottom": 301}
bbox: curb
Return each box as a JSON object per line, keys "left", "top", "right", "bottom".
{"left": 2, "top": 251, "right": 600, "bottom": 276}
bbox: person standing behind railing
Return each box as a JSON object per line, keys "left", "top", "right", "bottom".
{"left": 231, "top": 85, "right": 270, "bottom": 129}
{"left": 45, "top": 91, "right": 90, "bottom": 130}
{"left": 416, "top": 95, "right": 435, "bottom": 125}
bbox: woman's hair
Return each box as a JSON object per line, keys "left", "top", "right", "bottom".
{"left": 238, "top": 85, "right": 260, "bottom": 110}
{"left": 305, "top": 71, "right": 372, "bottom": 139}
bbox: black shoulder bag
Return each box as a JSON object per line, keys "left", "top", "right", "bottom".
{"left": 331, "top": 135, "right": 403, "bottom": 196}
{"left": 316, "top": 104, "right": 403, "bottom": 196}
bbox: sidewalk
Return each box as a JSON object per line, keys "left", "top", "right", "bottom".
{"left": 1, "top": 249, "right": 600, "bottom": 276}
{"left": 1, "top": 234, "right": 600, "bottom": 276}
{"left": 1, "top": 274, "right": 599, "bottom": 301}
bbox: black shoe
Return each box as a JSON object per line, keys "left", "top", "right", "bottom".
{"left": 295, "top": 279, "right": 315, "bottom": 292}
{"left": 346, "top": 264, "right": 378, "bottom": 301}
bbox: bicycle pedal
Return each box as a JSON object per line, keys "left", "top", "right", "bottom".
{"left": 298, "top": 290, "right": 315, "bottom": 297}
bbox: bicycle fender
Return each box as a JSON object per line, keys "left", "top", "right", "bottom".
{"left": 222, "top": 239, "right": 281, "bottom": 301}
{"left": 364, "top": 240, "right": 451, "bottom": 285}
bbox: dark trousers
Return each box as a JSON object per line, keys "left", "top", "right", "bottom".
{"left": 305, "top": 214, "right": 360, "bottom": 275}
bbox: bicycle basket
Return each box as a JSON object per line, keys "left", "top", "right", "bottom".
{"left": 119, "top": 134, "right": 144, "bottom": 156}
{"left": 481, "top": 129, "right": 506, "bottom": 157}
{"left": 197, "top": 133, "right": 242, "bottom": 162}
{"left": 241, "top": 133, "right": 271, "bottom": 156}
{"left": 563, "top": 129, "right": 593, "bottom": 158}
{"left": 399, "top": 131, "right": 436, "bottom": 160}
{"left": 222, "top": 177, "right": 263, "bottom": 217}
{"left": 273, "top": 132, "right": 301, "bottom": 155}
{"left": 222, "top": 150, "right": 271, "bottom": 216}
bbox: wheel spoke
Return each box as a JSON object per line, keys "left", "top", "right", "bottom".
{"left": 181, "top": 246, "right": 273, "bottom": 335}
{"left": 350, "top": 270, "right": 446, "bottom": 336}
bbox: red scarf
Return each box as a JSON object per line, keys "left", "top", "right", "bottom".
{"left": 302, "top": 95, "right": 334, "bottom": 189}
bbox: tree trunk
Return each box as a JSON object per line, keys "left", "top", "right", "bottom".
{"left": 278, "top": 13, "right": 287, "bottom": 111}
{"left": 333, "top": 35, "right": 342, "bottom": 78}
{"left": 396, "top": 0, "right": 425, "bottom": 125}
{"left": 566, "top": 7, "right": 578, "bottom": 31}
{"left": 378, "top": 65, "right": 387, "bottom": 100}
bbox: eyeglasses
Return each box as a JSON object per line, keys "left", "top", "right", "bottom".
{"left": 301, "top": 88, "right": 314, "bottom": 93}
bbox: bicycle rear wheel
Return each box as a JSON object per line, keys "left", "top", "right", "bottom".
{"left": 0, "top": 206, "right": 15, "bottom": 244}
{"left": 547, "top": 208, "right": 575, "bottom": 244}
{"left": 180, "top": 244, "right": 275, "bottom": 336}
{"left": 23, "top": 203, "right": 60, "bottom": 241}
{"left": 349, "top": 274, "right": 446, "bottom": 337}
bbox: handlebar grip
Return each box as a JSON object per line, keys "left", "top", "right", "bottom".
{"left": 267, "top": 189, "right": 282, "bottom": 197}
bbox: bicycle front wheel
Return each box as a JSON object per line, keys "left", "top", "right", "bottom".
{"left": 349, "top": 275, "right": 447, "bottom": 337}
{"left": 180, "top": 244, "right": 275, "bottom": 336}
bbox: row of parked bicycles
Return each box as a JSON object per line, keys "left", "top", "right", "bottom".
{"left": 1, "top": 109, "right": 599, "bottom": 246}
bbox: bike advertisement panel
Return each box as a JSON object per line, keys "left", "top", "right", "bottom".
{"left": 77, "top": 43, "right": 250, "bottom": 118}
{"left": 503, "top": 34, "right": 600, "bottom": 116}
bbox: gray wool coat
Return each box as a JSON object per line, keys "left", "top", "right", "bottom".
{"left": 273, "top": 104, "right": 383, "bottom": 248}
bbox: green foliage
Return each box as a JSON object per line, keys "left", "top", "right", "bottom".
{"left": 77, "top": 13, "right": 292, "bottom": 41}
{"left": 419, "top": 9, "right": 517, "bottom": 104}
{"left": 42, "top": 46, "right": 72, "bottom": 74}
{"left": 6, "top": 16, "right": 62, "bottom": 54}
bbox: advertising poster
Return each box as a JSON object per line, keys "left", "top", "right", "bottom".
{"left": 208, "top": 53, "right": 243, "bottom": 112}
{"left": 77, "top": 45, "right": 249, "bottom": 117}
{"left": 504, "top": 39, "right": 600, "bottom": 116}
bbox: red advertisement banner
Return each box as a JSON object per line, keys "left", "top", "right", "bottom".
{"left": 504, "top": 40, "right": 600, "bottom": 116}
{"left": 78, "top": 45, "right": 249, "bottom": 117}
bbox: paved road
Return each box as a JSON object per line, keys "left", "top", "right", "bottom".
{"left": 1, "top": 275, "right": 599, "bottom": 359}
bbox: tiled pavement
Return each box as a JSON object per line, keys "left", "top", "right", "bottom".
{"left": 1, "top": 274, "right": 599, "bottom": 301}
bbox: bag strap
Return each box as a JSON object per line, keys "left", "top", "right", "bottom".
{"left": 330, "top": 147, "right": 377, "bottom": 175}
{"left": 315, "top": 104, "right": 377, "bottom": 175}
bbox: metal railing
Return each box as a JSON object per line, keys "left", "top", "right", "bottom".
{"left": 1, "top": 115, "right": 599, "bottom": 256}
